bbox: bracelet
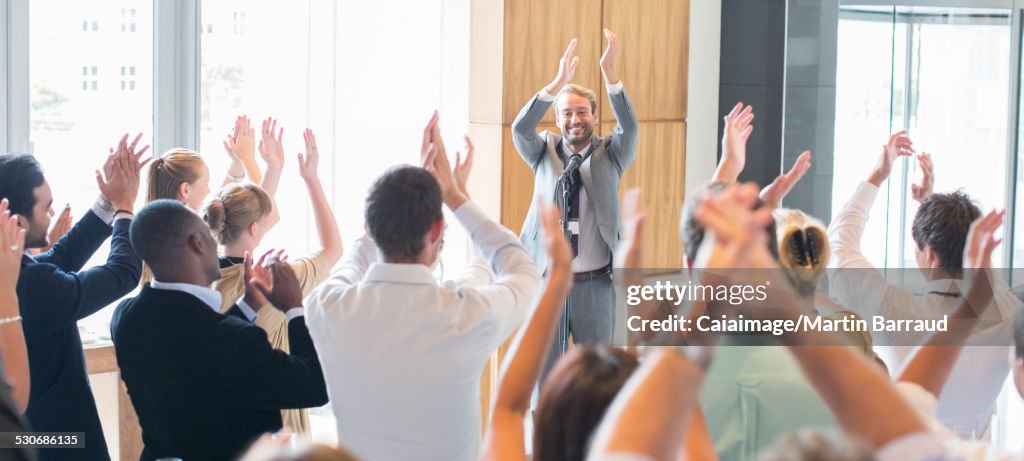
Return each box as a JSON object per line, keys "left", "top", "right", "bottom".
{"left": 0, "top": 316, "right": 22, "bottom": 325}
{"left": 228, "top": 170, "right": 245, "bottom": 181}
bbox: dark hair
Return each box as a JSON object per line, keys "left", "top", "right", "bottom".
{"left": 131, "top": 199, "right": 206, "bottom": 270}
{"left": 0, "top": 154, "right": 46, "bottom": 218}
{"left": 911, "top": 191, "right": 981, "bottom": 273}
{"left": 680, "top": 181, "right": 780, "bottom": 263}
{"left": 533, "top": 346, "right": 640, "bottom": 461}
{"left": 364, "top": 166, "right": 443, "bottom": 261}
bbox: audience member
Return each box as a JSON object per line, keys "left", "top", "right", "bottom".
{"left": 0, "top": 135, "right": 148, "bottom": 461}
{"left": 304, "top": 113, "right": 541, "bottom": 461}
{"left": 111, "top": 199, "right": 327, "bottom": 461}
{"left": 203, "top": 128, "right": 342, "bottom": 433}
{"left": 0, "top": 198, "right": 34, "bottom": 461}
{"left": 827, "top": 131, "right": 1021, "bottom": 433}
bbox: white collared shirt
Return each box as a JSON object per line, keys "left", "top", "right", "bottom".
{"left": 537, "top": 81, "right": 624, "bottom": 273}
{"left": 149, "top": 279, "right": 288, "bottom": 323}
{"left": 305, "top": 201, "right": 541, "bottom": 461}
{"left": 827, "top": 181, "right": 1020, "bottom": 433}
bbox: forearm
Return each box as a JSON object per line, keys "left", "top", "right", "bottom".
{"left": 494, "top": 269, "right": 571, "bottom": 413}
{"left": 0, "top": 297, "right": 29, "bottom": 412}
{"left": 260, "top": 164, "right": 283, "bottom": 197}
{"left": 787, "top": 346, "right": 926, "bottom": 449}
{"left": 305, "top": 177, "right": 343, "bottom": 265}
{"left": 898, "top": 292, "right": 988, "bottom": 396}
{"left": 682, "top": 408, "right": 718, "bottom": 461}
{"left": 589, "top": 350, "right": 704, "bottom": 461}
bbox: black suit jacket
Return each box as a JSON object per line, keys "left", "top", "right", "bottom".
{"left": 111, "top": 285, "right": 328, "bottom": 461}
{"left": 18, "top": 211, "right": 141, "bottom": 461}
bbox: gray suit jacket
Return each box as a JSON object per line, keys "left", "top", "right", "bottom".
{"left": 511, "top": 89, "right": 639, "bottom": 272}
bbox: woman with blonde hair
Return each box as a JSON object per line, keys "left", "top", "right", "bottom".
{"left": 203, "top": 128, "right": 342, "bottom": 433}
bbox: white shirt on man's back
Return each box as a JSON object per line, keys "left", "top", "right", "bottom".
{"left": 827, "top": 181, "right": 1020, "bottom": 434}
{"left": 304, "top": 201, "right": 541, "bottom": 461}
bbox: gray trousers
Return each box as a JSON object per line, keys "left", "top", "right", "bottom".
{"left": 539, "top": 273, "right": 615, "bottom": 384}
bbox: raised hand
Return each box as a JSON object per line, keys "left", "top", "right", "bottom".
{"left": 454, "top": 135, "right": 474, "bottom": 198}
{"left": 0, "top": 199, "right": 26, "bottom": 295}
{"left": 961, "top": 209, "right": 1003, "bottom": 318}
{"left": 42, "top": 205, "right": 72, "bottom": 252}
{"left": 693, "top": 183, "right": 775, "bottom": 269}
{"left": 868, "top": 131, "right": 913, "bottom": 186}
{"left": 545, "top": 38, "right": 579, "bottom": 96}
{"left": 539, "top": 198, "right": 572, "bottom": 274}
{"left": 599, "top": 29, "right": 621, "bottom": 85}
{"left": 259, "top": 117, "right": 286, "bottom": 171}
{"left": 225, "top": 115, "right": 257, "bottom": 165}
{"left": 714, "top": 102, "right": 755, "bottom": 183}
{"left": 242, "top": 251, "right": 269, "bottom": 309}
{"left": 297, "top": 128, "right": 320, "bottom": 183}
{"left": 614, "top": 189, "right": 646, "bottom": 271}
{"left": 420, "top": 112, "right": 466, "bottom": 209}
{"left": 910, "top": 152, "right": 934, "bottom": 203}
{"left": 760, "top": 150, "right": 812, "bottom": 208}
{"left": 96, "top": 133, "right": 151, "bottom": 212}
{"left": 251, "top": 260, "right": 303, "bottom": 312}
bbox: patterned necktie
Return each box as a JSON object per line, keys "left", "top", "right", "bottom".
{"left": 556, "top": 154, "right": 583, "bottom": 257}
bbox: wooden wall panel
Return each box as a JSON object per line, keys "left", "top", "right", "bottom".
{"left": 612, "top": 121, "right": 687, "bottom": 269}
{"left": 502, "top": 0, "right": 603, "bottom": 124}
{"left": 600, "top": 0, "right": 690, "bottom": 123}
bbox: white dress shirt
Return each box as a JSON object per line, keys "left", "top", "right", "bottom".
{"left": 827, "top": 181, "right": 1020, "bottom": 433}
{"left": 149, "top": 280, "right": 301, "bottom": 322}
{"left": 305, "top": 201, "right": 541, "bottom": 461}
{"left": 536, "top": 81, "right": 623, "bottom": 273}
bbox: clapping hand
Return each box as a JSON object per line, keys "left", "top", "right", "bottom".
{"left": 538, "top": 197, "right": 572, "bottom": 276}
{"left": 760, "top": 150, "right": 812, "bottom": 209}
{"left": 868, "top": 131, "right": 913, "bottom": 186}
{"left": 96, "top": 133, "right": 151, "bottom": 213}
{"left": 420, "top": 112, "right": 467, "bottom": 209}
{"left": 693, "top": 183, "right": 775, "bottom": 270}
{"left": 0, "top": 199, "right": 26, "bottom": 297}
{"left": 454, "top": 135, "right": 474, "bottom": 198}
{"left": 599, "top": 29, "right": 621, "bottom": 85}
{"left": 910, "top": 152, "right": 934, "bottom": 203}
{"left": 41, "top": 205, "right": 72, "bottom": 252}
{"left": 961, "top": 209, "right": 1004, "bottom": 317}
{"left": 545, "top": 39, "right": 579, "bottom": 96}
{"left": 249, "top": 259, "right": 303, "bottom": 313}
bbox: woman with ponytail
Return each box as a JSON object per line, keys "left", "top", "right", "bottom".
{"left": 203, "top": 128, "right": 342, "bottom": 434}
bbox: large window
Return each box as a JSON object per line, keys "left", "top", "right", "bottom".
{"left": 29, "top": 0, "right": 154, "bottom": 337}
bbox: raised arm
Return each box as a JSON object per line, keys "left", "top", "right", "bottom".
{"left": 0, "top": 199, "right": 29, "bottom": 412}
{"left": 223, "top": 115, "right": 262, "bottom": 186}
{"left": 22, "top": 134, "right": 147, "bottom": 332}
{"left": 712, "top": 103, "right": 755, "bottom": 183}
{"left": 297, "top": 128, "right": 343, "bottom": 266}
{"left": 258, "top": 117, "right": 285, "bottom": 198}
{"left": 222, "top": 260, "right": 327, "bottom": 409}
{"left": 511, "top": 40, "right": 578, "bottom": 169}
{"left": 759, "top": 150, "right": 812, "bottom": 209}
{"left": 587, "top": 349, "right": 706, "bottom": 461}
{"left": 601, "top": 29, "right": 640, "bottom": 172}
{"left": 481, "top": 202, "right": 571, "bottom": 461}
{"left": 897, "top": 209, "right": 1003, "bottom": 396}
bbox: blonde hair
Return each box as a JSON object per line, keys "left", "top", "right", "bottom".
{"left": 773, "top": 208, "right": 830, "bottom": 297}
{"left": 202, "top": 184, "right": 274, "bottom": 245}
{"left": 555, "top": 83, "right": 598, "bottom": 114}
{"left": 147, "top": 149, "right": 206, "bottom": 203}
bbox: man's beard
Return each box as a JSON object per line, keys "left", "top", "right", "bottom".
{"left": 564, "top": 125, "right": 592, "bottom": 146}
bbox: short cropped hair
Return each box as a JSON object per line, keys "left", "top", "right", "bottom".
{"left": 680, "top": 181, "right": 779, "bottom": 263}
{"left": 556, "top": 84, "right": 598, "bottom": 114}
{"left": 0, "top": 154, "right": 46, "bottom": 218}
{"left": 131, "top": 199, "right": 206, "bottom": 270}
{"left": 911, "top": 191, "right": 981, "bottom": 273}
{"left": 364, "top": 166, "right": 443, "bottom": 261}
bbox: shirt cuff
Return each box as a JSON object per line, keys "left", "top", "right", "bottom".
{"left": 91, "top": 197, "right": 116, "bottom": 226}
{"left": 113, "top": 211, "right": 134, "bottom": 222}
{"left": 235, "top": 299, "right": 259, "bottom": 322}
{"left": 537, "top": 88, "right": 556, "bottom": 102}
{"left": 606, "top": 80, "right": 624, "bottom": 94}
{"left": 452, "top": 201, "right": 489, "bottom": 236}
{"left": 285, "top": 307, "right": 304, "bottom": 322}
